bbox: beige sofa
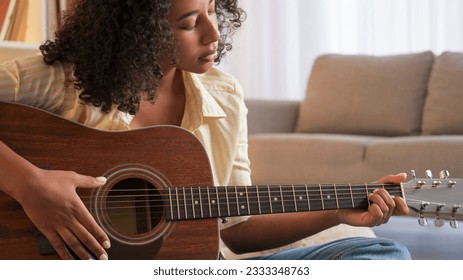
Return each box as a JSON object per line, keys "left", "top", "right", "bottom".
{"left": 245, "top": 51, "right": 463, "bottom": 258}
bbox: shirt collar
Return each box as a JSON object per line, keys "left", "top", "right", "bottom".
{"left": 181, "top": 70, "right": 226, "bottom": 131}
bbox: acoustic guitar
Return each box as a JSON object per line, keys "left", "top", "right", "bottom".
{"left": 0, "top": 102, "right": 462, "bottom": 260}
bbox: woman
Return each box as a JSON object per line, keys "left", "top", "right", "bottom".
{"left": 0, "top": 0, "right": 410, "bottom": 260}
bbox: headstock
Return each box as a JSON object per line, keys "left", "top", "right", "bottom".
{"left": 403, "top": 170, "right": 463, "bottom": 229}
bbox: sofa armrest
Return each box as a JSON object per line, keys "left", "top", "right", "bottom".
{"left": 245, "top": 99, "right": 300, "bottom": 134}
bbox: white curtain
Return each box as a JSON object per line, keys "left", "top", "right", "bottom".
{"left": 219, "top": 0, "right": 463, "bottom": 100}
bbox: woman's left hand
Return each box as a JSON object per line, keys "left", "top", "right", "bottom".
{"left": 338, "top": 173, "right": 409, "bottom": 227}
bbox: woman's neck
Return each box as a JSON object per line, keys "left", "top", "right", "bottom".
{"left": 129, "top": 67, "right": 186, "bottom": 128}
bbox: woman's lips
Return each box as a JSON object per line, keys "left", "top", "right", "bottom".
{"left": 199, "top": 50, "right": 218, "bottom": 62}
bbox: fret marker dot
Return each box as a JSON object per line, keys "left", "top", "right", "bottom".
{"left": 212, "top": 200, "right": 216, "bottom": 204}
{"left": 327, "top": 195, "right": 331, "bottom": 199}
{"left": 241, "top": 205, "right": 245, "bottom": 210}
{"left": 195, "top": 200, "right": 199, "bottom": 205}
{"left": 274, "top": 197, "right": 278, "bottom": 201}
{"left": 239, "top": 192, "right": 244, "bottom": 196}
{"left": 299, "top": 196, "right": 303, "bottom": 200}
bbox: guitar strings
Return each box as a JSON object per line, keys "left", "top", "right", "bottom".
{"left": 76, "top": 190, "right": 406, "bottom": 224}
{"left": 78, "top": 184, "right": 403, "bottom": 200}
{"left": 77, "top": 188, "right": 404, "bottom": 207}
{"left": 75, "top": 186, "right": 404, "bottom": 220}
{"left": 85, "top": 197, "right": 443, "bottom": 226}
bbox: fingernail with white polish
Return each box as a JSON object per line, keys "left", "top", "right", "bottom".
{"left": 99, "top": 253, "right": 108, "bottom": 260}
{"left": 103, "top": 240, "right": 111, "bottom": 249}
{"left": 96, "top": 177, "right": 107, "bottom": 183}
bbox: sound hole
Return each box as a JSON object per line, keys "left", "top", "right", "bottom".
{"left": 106, "top": 178, "right": 163, "bottom": 235}
{"left": 95, "top": 163, "right": 174, "bottom": 246}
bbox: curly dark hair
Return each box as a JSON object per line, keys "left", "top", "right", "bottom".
{"left": 39, "top": 0, "right": 245, "bottom": 114}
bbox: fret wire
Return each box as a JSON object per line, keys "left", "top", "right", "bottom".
{"left": 279, "top": 185, "right": 285, "bottom": 212}
{"left": 175, "top": 187, "right": 181, "bottom": 220}
{"left": 349, "top": 184, "right": 354, "bottom": 208}
{"left": 319, "top": 184, "right": 325, "bottom": 210}
{"left": 267, "top": 185, "right": 273, "bottom": 213}
{"left": 245, "top": 186, "right": 251, "bottom": 215}
{"left": 168, "top": 187, "right": 174, "bottom": 220}
{"left": 305, "top": 185, "right": 311, "bottom": 211}
{"left": 182, "top": 188, "right": 188, "bottom": 219}
{"left": 257, "top": 186, "right": 262, "bottom": 214}
{"left": 199, "top": 188, "right": 204, "bottom": 218}
{"left": 292, "top": 185, "right": 297, "bottom": 212}
{"left": 233, "top": 186, "right": 241, "bottom": 216}
{"left": 207, "top": 187, "right": 212, "bottom": 218}
{"left": 365, "top": 183, "right": 371, "bottom": 207}
{"left": 216, "top": 186, "right": 221, "bottom": 217}
{"left": 226, "top": 186, "right": 231, "bottom": 217}
{"left": 190, "top": 188, "right": 196, "bottom": 219}
{"left": 334, "top": 184, "right": 339, "bottom": 209}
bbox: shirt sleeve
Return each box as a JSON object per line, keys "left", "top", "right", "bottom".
{"left": 0, "top": 54, "right": 74, "bottom": 112}
{"left": 220, "top": 80, "right": 252, "bottom": 230}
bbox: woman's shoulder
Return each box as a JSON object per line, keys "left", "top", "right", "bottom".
{"left": 2, "top": 53, "right": 73, "bottom": 79}
{"left": 198, "top": 67, "right": 242, "bottom": 94}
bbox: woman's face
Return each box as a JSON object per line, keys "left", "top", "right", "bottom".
{"left": 168, "top": 0, "right": 220, "bottom": 74}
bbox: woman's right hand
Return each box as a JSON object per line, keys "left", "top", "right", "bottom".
{"left": 14, "top": 168, "right": 111, "bottom": 260}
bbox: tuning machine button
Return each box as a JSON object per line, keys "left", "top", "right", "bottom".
{"left": 439, "top": 170, "right": 450, "bottom": 179}
{"left": 418, "top": 215, "right": 428, "bottom": 226}
{"left": 433, "top": 218, "right": 445, "bottom": 228}
{"left": 411, "top": 170, "right": 417, "bottom": 179}
{"left": 450, "top": 219, "right": 459, "bottom": 229}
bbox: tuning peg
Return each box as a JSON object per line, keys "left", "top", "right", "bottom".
{"left": 411, "top": 170, "right": 417, "bottom": 179}
{"left": 425, "top": 170, "right": 433, "bottom": 179}
{"left": 439, "top": 170, "right": 450, "bottom": 179}
{"left": 433, "top": 205, "right": 445, "bottom": 227}
{"left": 418, "top": 216, "right": 428, "bottom": 226}
{"left": 450, "top": 205, "right": 461, "bottom": 229}
{"left": 433, "top": 218, "right": 445, "bottom": 228}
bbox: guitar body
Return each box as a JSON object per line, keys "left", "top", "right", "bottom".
{"left": 2, "top": 103, "right": 463, "bottom": 260}
{"left": 0, "top": 102, "right": 219, "bottom": 260}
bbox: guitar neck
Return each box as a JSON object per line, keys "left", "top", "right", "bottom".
{"left": 165, "top": 183, "right": 404, "bottom": 221}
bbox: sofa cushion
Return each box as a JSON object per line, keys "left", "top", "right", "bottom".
{"left": 245, "top": 99, "right": 299, "bottom": 134}
{"left": 422, "top": 52, "right": 463, "bottom": 135}
{"left": 248, "top": 133, "right": 380, "bottom": 184}
{"left": 364, "top": 135, "right": 463, "bottom": 182}
{"left": 295, "top": 52, "right": 435, "bottom": 136}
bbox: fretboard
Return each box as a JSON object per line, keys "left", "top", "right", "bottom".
{"left": 165, "top": 184, "right": 404, "bottom": 221}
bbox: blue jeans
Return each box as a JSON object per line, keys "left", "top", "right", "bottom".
{"left": 246, "top": 237, "right": 411, "bottom": 260}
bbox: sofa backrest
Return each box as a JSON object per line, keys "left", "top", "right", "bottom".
{"left": 422, "top": 52, "right": 463, "bottom": 135}
{"left": 295, "top": 51, "right": 436, "bottom": 136}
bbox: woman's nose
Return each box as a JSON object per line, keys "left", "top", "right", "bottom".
{"left": 202, "top": 17, "right": 221, "bottom": 45}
